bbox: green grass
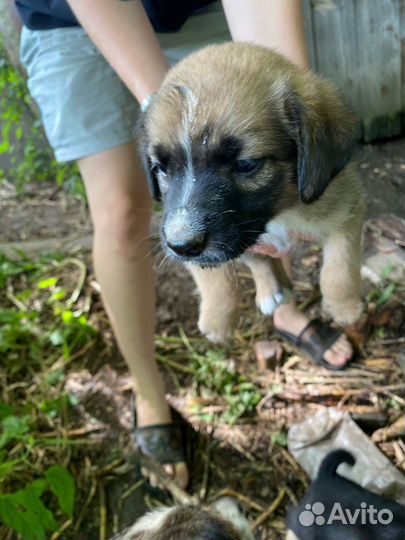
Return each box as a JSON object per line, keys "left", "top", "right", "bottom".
{"left": 0, "top": 39, "right": 84, "bottom": 199}
{"left": 0, "top": 251, "right": 97, "bottom": 539}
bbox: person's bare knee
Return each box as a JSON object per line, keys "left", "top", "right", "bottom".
{"left": 93, "top": 193, "right": 152, "bottom": 260}
{"left": 78, "top": 142, "right": 153, "bottom": 261}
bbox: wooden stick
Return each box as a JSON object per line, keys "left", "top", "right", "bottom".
{"left": 213, "top": 488, "right": 265, "bottom": 512}
{"left": 252, "top": 487, "right": 286, "bottom": 530}
{"left": 99, "top": 480, "right": 107, "bottom": 540}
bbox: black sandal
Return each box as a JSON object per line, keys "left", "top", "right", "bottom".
{"left": 133, "top": 407, "right": 186, "bottom": 465}
{"left": 274, "top": 318, "right": 352, "bottom": 371}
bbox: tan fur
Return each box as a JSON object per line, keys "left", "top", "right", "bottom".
{"left": 144, "top": 43, "right": 365, "bottom": 340}
{"left": 187, "top": 263, "right": 240, "bottom": 343}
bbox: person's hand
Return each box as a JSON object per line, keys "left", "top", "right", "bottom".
{"left": 248, "top": 242, "right": 290, "bottom": 258}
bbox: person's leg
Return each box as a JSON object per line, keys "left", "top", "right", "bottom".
{"left": 78, "top": 141, "right": 188, "bottom": 487}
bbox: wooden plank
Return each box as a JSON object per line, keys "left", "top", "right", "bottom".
{"left": 311, "top": 0, "right": 361, "bottom": 134}
{"left": 400, "top": 0, "right": 405, "bottom": 125}
{"left": 302, "top": 0, "right": 317, "bottom": 69}
{"left": 354, "top": 0, "right": 403, "bottom": 140}
{"left": 308, "top": 0, "right": 403, "bottom": 141}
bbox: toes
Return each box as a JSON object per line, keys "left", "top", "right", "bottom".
{"left": 164, "top": 464, "right": 174, "bottom": 476}
{"left": 174, "top": 462, "right": 189, "bottom": 489}
{"left": 140, "top": 463, "right": 189, "bottom": 490}
{"left": 323, "top": 336, "right": 353, "bottom": 367}
{"left": 149, "top": 473, "right": 158, "bottom": 488}
{"left": 323, "top": 350, "right": 347, "bottom": 367}
{"left": 333, "top": 336, "right": 353, "bottom": 357}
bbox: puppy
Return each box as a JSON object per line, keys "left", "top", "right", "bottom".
{"left": 286, "top": 449, "right": 405, "bottom": 540}
{"left": 112, "top": 497, "right": 255, "bottom": 540}
{"left": 140, "top": 43, "right": 366, "bottom": 343}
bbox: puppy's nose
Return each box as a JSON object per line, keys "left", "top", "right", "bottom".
{"left": 167, "top": 232, "right": 206, "bottom": 257}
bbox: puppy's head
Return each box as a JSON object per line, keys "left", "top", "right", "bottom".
{"left": 140, "top": 43, "right": 356, "bottom": 266}
{"left": 118, "top": 498, "right": 254, "bottom": 540}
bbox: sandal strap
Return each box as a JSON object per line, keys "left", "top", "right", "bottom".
{"left": 133, "top": 407, "right": 186, "bottom": 465}
{"left": 296, "top": 318, "right": 343, "bottom": 368}
{"left": 134, "top": 423, "right": 185, "bottom": 464}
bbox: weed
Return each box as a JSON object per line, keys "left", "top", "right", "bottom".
{"left": 0, "top": 251, "right": 95, "bottom": 538}
{"left": 367, "top": 282, "right": 397, "bottom": 307}
{"left": 176, "top": 330, "right": 262, "bottom": 425}
{"left": 0, "top": 40, "right": 84, "bottom": 199}
{"left": 271, "top": 431, "right": 288, "bottom": 448}
{"left": 366, "top": 265, "right": 398, "bottom": 308}
{"left": 0, "top": 457, "right": 75, "bottom": 540}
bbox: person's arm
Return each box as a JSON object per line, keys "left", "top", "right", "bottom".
{"left": 221, "top": 0, "right": 309, "bottom": 69}
{"left": 66, "top": 0, "right": 169, "bottom": 103}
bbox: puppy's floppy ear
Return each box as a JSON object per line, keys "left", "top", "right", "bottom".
{"left": 137, "top": 119, "right": 162, "bottom": 202}
{"left": 283, "top": 84, "right": 356, "bottom": 204}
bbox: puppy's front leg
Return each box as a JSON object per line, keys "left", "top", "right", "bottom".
{"left": 187, "top": 263, "right": 240, "bottom": 344}
{"left": 320, "top": 223, "right": 363, "bottom": 325}
{"left": 242, "top": 254, "right": 290, "bottom": 316}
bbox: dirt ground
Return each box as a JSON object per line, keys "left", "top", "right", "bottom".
{"left": 0, "top": 138, "right": 404, "bottom": 539}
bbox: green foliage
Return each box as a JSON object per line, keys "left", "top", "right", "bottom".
{"left": 0, "top": 407, "right": 75, "bottom": 540}
{"left": 191, "top": 348, "right": 262, "bottom": 425}
{"left": 367, "top": 268, "right": 397, "bottom": 308}
{"left": 45, "top": 466, "right": 75, "bottom": 518}
{"left": 0, "top": 252, "right": 97, "bottom": 368}
{"left": 0, "top": 41, "right": 84, "bottom": 198}
{"left": 367, "top": 282, "right": 397, "bottom": 307}
{"left": 0, "top": 415, "right": 30, "bottom": 450}
{"left": 0, "top": 467, "right": 75, "bottom": 540}
{"left": 366, "top": 264, "right": 398, "bottom": 308}
{"left": 271, "top": 431, "right": 288, "bottom": 448}
{"left": 0, "top": 251, "right": 92, "bottom": 538}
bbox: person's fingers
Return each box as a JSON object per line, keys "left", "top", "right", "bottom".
{"left": 249, "top": 243, "right": 288, "bottom": 258}
{"left": 149, "top": 473, "right": 158, "bottom": 488}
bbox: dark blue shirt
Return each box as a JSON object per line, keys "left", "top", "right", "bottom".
{"left": 15, "top": 0, "right": 215, "bottom": 33}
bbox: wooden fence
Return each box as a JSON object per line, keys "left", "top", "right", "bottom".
{"left": 303, "top": 0, "right": 405, "bottom": 141}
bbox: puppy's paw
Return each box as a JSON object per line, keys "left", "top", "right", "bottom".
{"left": 198, "top": 319, "right": 233, "bottom": 344}
{"left": 198, "top": 309, "right": 237, "bottom": 344}
{"left": 322, "top": 297, "right": 363, "bottom": 325}
{"left": 258, "top": 293, "right": 283, "bottom": 316}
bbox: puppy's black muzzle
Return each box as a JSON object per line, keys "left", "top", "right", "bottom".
{"left": 160, "top": 169, "right": 268, "bottom": 266}
{"left": 166, "top": 231, "right": 207, "bottom": 257}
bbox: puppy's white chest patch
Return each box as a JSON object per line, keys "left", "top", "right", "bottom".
{"left": 260, "top": 221, "right": 292, "bottom": 254}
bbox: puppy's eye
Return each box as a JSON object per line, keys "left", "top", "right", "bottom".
{"left": 234, "top": 158, "right": 261, "bottom": 174}
{"left": 151, "top": 160, "right": 167, "bottom": 175}
{"left": 151, "top": 146, "right": 170, "bottom": 175}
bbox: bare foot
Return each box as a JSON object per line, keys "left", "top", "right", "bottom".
{"left": 273, "top": 303, "right": 352, "bottom": 368}
{"left": 135, "top": 394, "right": 189, "bottom": 489}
